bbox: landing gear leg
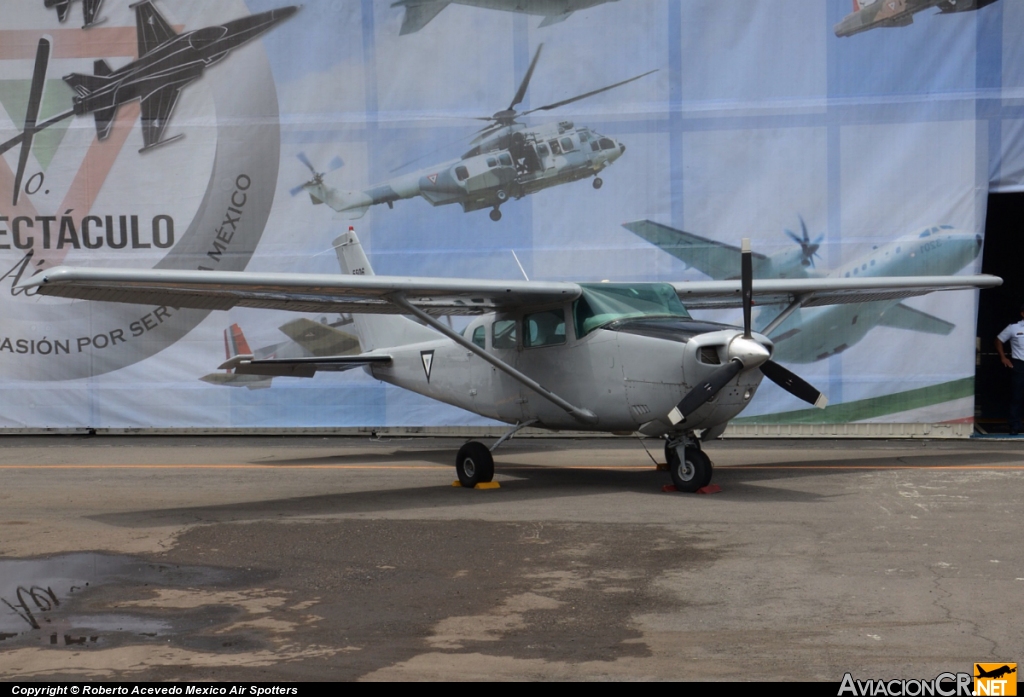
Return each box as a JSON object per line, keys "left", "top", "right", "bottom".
{"left": 490, "top": 207, "right": 502, "bottom": 221}
{"left": 664, "top": 435, "right": 712, "bottom": 493}
{"left": 593, "top": 177, "right": 603, "bottom": 190}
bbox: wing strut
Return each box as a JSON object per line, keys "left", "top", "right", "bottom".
{"left": 760, "top": 295, "right": 808, "bottom": 336}
{"left": 390, "top": 295, "right": 598, "bottom": 425}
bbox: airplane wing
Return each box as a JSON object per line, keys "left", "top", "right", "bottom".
{"left": 276, "top": 317, "right": 360, "bottom": 356}
{"left": 45, "top": 0, "right": 72, "bottom": 22}
{"left": 139, "top": 85, "right": 182, "bottom": 151}
{"left": 623, "top": 220, "right": 770, "bottom": 280}
{"left": 392, "top": 0, "right": 450, "bottom": 35}
{"left": 220, "top": 353, "right": 392, "bottom": 379}
{"left": 538, "top": 12, "right": 573, "bottom": 27}
{"left": 18, "top": 267, "right": 581, "bottom": 315}
{"left": 134, "top": 0, "right": 177, "bottom": 57}
{"left": 19, "top": 265, "right": 999, "bottom": 315}
{"left": 877, "top": 302, "right": 955, "bottom": 335}
{"left": 672, "top": 275, "right": 1002, "bottom": 310}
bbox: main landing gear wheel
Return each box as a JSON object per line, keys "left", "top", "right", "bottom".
{"left": 455, "top": 441, "right": 494, "bottom": 488}
{"left": 490, "top": 208, "right": 502, "bottom": 221}
{"left": 592, "top": 177, "right": 603, "bottom": 189}
{"left": 666, "top": 446, "right": 712, "bottom": 493}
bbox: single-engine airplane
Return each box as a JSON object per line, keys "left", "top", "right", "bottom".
{"left": 18, "top": 230, "right": 999, "bottom": 492}
{"left": 624, "top": 219, "right": 984, "bottom": 363}
{"left": 297, "top": 45, "right": 652, "bottom": 222}
{"left": 392, "top": 0, "right": 621, "bottom": 35}
{"left": 834, "top": 0, "right": 1000, "bottom": 37}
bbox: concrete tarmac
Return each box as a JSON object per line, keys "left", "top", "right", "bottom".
{"left": 0, "top": 435, "right": 1021, "bottom": 681}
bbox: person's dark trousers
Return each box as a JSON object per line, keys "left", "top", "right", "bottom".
{"left": 1011, "top": 359, "right": 1024, "bottom": 435}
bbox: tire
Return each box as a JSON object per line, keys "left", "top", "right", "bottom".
{"left": 496, "top": 189, "right": 508, "bottom": 202}
{"left": 593, "top": 177, "right": 603, "bottom": 190}
{"left": 455, "top": 441, "right": 494, "bottom": 487}
{"left": 666, "top": 446, "right": 711, "bottom": 493}
{"left": 490, "top": 208, "right": 502, "bottom": 221}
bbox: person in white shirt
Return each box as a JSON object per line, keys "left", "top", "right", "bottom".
{"left": 995, "top": 304, "right": 1024, "bottom": 435}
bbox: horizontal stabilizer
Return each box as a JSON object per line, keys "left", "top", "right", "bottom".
{"left": 63, "top": 71, "right": 112, "bottom": 98}
{"left": 228, "top": 354, "right": 392, "bottom": 379}
{"left": 92, "top": 104, "right": 118, "bottom": 141}
{"left": 538, "top": 12, "right": 573, "bottom": 27}
{"left": 877, "top": 302, "right": 955, "bottom": 335}
{"left": 93, "top": 59, "right": 112, "bottom": 76}
{"left": 200, "top": 372, "right": 272, "bottom": 389}
{"left": 395, "top": 1, "right": 450, "bottom": 34}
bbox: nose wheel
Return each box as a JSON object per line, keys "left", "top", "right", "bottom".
{"left": 490, "top": 208, "right": 502, "bottom": 221}
{"left": 665, "top": 440, "right": 712, "bottom": 493}
{"left": 592, "top": 177, "right": 603, "bottom": 189}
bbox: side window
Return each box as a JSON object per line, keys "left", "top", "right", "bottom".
{"left": 549, "top": 140, "right": 562, "bottom": 155}
{"left": 536, "top": 143, "right": 550, "bottom": 157}
{"left": 599, "top": 137, "right": 615, "bottom": 150}
{"left": 455, "top": 165, "right": 469, "bottom": 181}
{"left": 472, "top": 326, "right": 486, "bottom": 349}
{"left": 498, "top": 152, "right": 513, "bottom": 167}
{"left": 591, "top": 141, "right": 600, "bottom": 152}
{"left": 523, "top": 309, "right": 566, "bottom": 348}
{"left": 560, "top": 136, "right": 574, "bottom": 152}
{"left": 492, "top": 319, "right": 517, "bottom": 349}
{"left": 486, "top": 157, "right": 497, "bottom": 168}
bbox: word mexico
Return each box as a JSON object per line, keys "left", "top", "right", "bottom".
{"left": 838, "top": 672, "right": 974, "bottom": 696}
{"left": 0, "top": 215, "right": 175, "bottom": 251}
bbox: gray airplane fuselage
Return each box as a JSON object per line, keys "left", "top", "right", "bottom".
{"left": 451, "top": 0, "right": 617, "bottom": 17}
{"left": 763, "top": 227, "right": 982, "bottom": 362}
{"left": 834, "top": 0, "right": 999, "bottom": 37}
{"left": 68, "top": 8, "right": 296, "bottom": 117}
{"left": 366, "top": 309, "right": 767, "bottom": 434}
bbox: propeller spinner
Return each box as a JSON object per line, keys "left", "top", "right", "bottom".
{"left": 290, "top": 152, "right": 344, "bottom": 197}
{"left": 785, "top": 216, "right": 824, "bottom": 268}
{"left": 667, "top": 237, "right": 828, "bottom": 425}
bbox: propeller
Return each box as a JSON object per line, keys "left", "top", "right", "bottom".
{"left": 290, "top": 152, "right": 344, "bottom": 196}
{"left": 667, "top": 237, "right": 828, "bottom": 425}
{"left": 470, "top": 43, "right": 657, "bottom": 132}
{"left": 784, "top": 216, "right": 824, "bottom": 268}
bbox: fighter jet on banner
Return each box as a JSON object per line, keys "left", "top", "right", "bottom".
{"left": 392, "top": 0, "right": 620, "bottom": 34}
{"left": 296, "top": 45, "right": 652, "bottom": 222}
{"left": 44, "top": 0, "right": 105, "bottom": 28}
{"left": 623, "top": 219, "right": 984, "bottom": 363}
{"left": 834, "top": 0, "right": 1000, "bottom": 37}
{"left": 19, "top": 229, "right": 999, "bottom": 493}
{"left": 202, "top": 318, "right": 360, "bottom": 389}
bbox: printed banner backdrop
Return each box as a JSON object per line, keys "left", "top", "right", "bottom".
{"left": 0, "top": 0, "right": 1020, "bottom": 429}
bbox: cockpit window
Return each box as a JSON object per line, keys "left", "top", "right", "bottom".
{"left": 523, "top": 310, "right": 566, "bottom": 348}
{"left": 573, "top": 283, "right": 691, "bottom": 338}
{"left": 920, "top": 230, "right": 931, "bottom": 238}
{"left": 472, "top": 325, "right": 486, "bottom": 349}
{"left": 578, "top": 131, "right": 590, "bottom": 142}
{"left": 549, "top": 140, "right": 562, "bottom": 155}
{"left": 599, "top": 138, "right": 615, "bottom": 150}
{"left": 492, "top": 319, "right": 517, "bottom": 349}
{"left": 486, "top": 157, "right": 497, "bottom": 168}
{"left": 536, "top": 143, "right": 550, "bottom": 157}
{"left": 455, "top": 165, "right": 469, "bottom": 181}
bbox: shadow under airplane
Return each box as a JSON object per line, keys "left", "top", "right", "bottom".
{"left": 62, "top": 0, "right": 298, "bottom": 153}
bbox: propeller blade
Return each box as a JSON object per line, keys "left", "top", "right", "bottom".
{"left": 741, "top": 237, "right": 752, "bottom": 339}
{"left": 799, "top": 215, "right": 810, "bottom": 243}
{"left": 296, "top": 151, "right": 316, "bottom": 175}
{"left": 13, "top": 38, "right": 50, "bottom": 206}
{"left": 784, "top": 228, "right": 803, "bottom": 245}
{"left": 327, "top": 156, "right": 345, "bottom": 172}
{"left": 668, "top": 360, "right": 743, "bottom": 425}
{"left": 508, "top": 43, "right": 543, "bottom": 111}
{"left": 289, "top": 181, "right": 310, "bottom": 197}
{"left": 520, "top": 69, "right": 657, "bottom": 117}
{"left": 760, "top": 360, "right": 828, "bottom": 409}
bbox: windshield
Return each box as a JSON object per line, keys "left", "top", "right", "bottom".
{"left": 573, "top": 283, "right": 691, "bottom": 338}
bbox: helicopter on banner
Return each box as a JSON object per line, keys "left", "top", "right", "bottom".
{"left": 294, "top": 45, "right": 655, "bottom": 222}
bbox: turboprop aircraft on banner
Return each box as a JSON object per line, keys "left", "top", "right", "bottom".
{"left": 201, "top": 318, "right": 360, "bottom": 389}
{"left": 19, "top": 229, "right": 999, "bottom": 493}
{"left": 295, "top": 45, "right": 653, "bottom": 222}
{"left": 391, "top": 0, "right": 620, "bottom": 34}
{"left": 623, "top": 219, "right": 985, "bottom": 363}
{"left": 834, "top": 0, "right": 1000, "bottom": 37}
{"left": 44, "top": 0, "right": 104, "bottom": 28}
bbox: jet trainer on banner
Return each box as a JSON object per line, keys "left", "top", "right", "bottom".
{"left": 296, "top": 45, "right": 653, "bottom": 222}
{"left": 392, "top": 0, "right": 621, "bottom": 34}
{"left": 624, "top": 220, "right": 985, "bottom": 363}
{"left": 44, "top": 0, "right": 105, "bottom": 28}
{"left": 834, "top": 0, "right": 1001, "bottom": 37}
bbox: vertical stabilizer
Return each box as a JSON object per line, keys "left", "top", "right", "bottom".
{"left": 333, "top": 228, "right": 437, "bottom": 351}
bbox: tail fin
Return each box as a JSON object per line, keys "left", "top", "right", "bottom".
{"left": 852, "top": 0, "right": 862, "bottom": 11}
{"left": 224, "top": 323, "right": 254, "bottom": 365}
{"left": 308, "top": 182, "right": 373, "bottom": 219}
{"left": 333, "top": 228, "right": 437, "bottom": 351}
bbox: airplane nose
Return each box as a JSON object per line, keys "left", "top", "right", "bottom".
{"left": 272, "top": 6, "right": 300, "bottom": 21}
{"left": 619, "top": 143, "right": 626, "bottom": 155}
